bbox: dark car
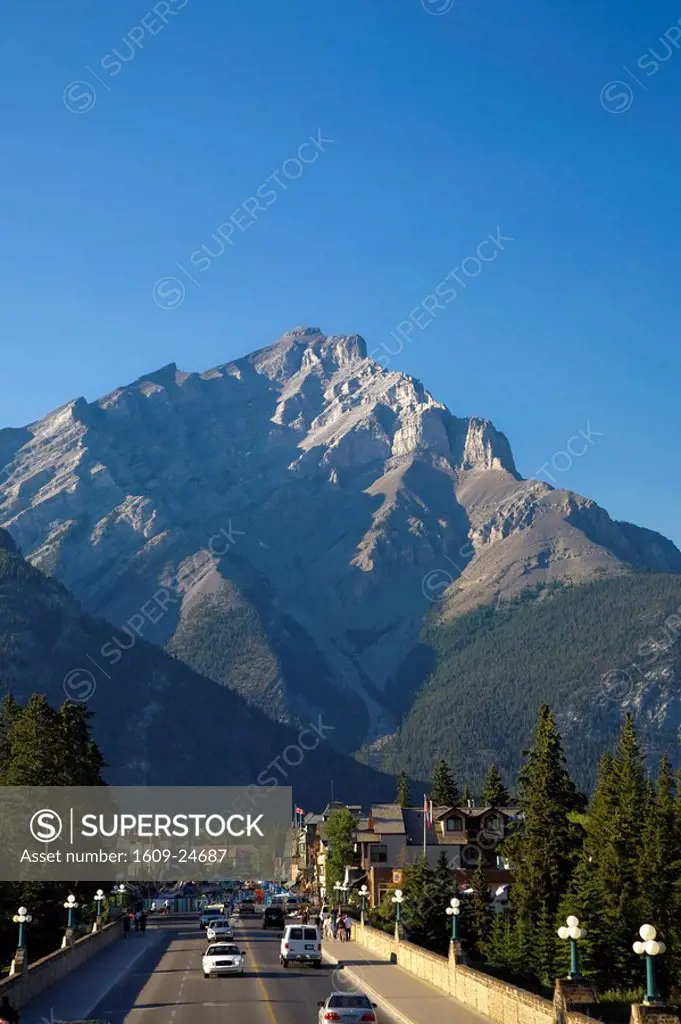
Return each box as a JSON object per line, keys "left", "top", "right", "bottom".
{"left": 237, "top": 902, "right": 254, "bottom": 915}
{"left": 263, "top": 906, "right": 285, "bottom": 929}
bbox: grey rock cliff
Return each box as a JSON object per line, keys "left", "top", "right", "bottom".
{"left": 1, "top": 328, "right": 679, "bottom": 748}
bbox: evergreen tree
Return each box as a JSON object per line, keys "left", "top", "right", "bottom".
{"left": 469, "top": 861, "right": 493, "bottom": 959}
{"left": 639, "top": 756, "right": 678, "bottom": 991}
{"left": 482, "top": 764, "right": 510, "bottom": 807}
{"left": 402, "top": 857, "right": 441, "bottom": 950}
{"left": 532, "top": 902, "right": 558, "bottom": 988}
{"left": 0, "top": 692, "right": 20, "bottom": 776}
{"left": 430, "top": 759, "right": 459, "bottom": 806}
{"left": 570, "top": 715, "right": 646, "bottom": 988}
{"left": 433, "top": 849, "right": 455, "bottom": 900}
{"left": 397, "top": 770, "right": 410, "bottom": 808}
{"left": 503, "top": 705, "right": 584, "bottom": 926}
{"left": 462, "top": 783, "right": 472, "bottom": 805}
{"left": 1, "top": 695, "right": 61, "bottom": 785}
{"left": 57, "top": 702, "right": 106, "bottom": 785}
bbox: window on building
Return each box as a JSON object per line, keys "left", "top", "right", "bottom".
{"left": 370, "top": 844, "right": 388, "bottom": 863}
{"left": 446, "top": 816, "right": 463, "bottom": 831}
{"left": 485, "top": 813, "right": 502, "bottom": 831}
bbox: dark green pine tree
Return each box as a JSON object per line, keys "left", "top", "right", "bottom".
{"left": 1, "top": 694, "right": 62, "bottom": 785}
{"left": 397, "top": 770, "right": 411, "bottom": 808}
{"left": 639, "top": 756, "right": 678, "bottom": 991}
{"left": 469, "top": 861, "right": 494, "bottom": 959}
{"left": 430, "top": 759, "right": 459, "bottom": 806}
{"left": 433, "top": 849, "right": 455, "bottom": 900}
{"left": 57, "top": 702, "right": 106, "bottom": 785}
{"left": 0, "top": 692, "right": 21, "bottom": 776}
{"left": 482, "top": 764, "right": 511, "bottom": 807}
{"left": 402, "top": 857, "right": 441, "bottom": 950}
{"left": 462, "top": 783, "right": 472, "bottom": 805}
{"left": 503, "top": 705, "right": 584, "bottom": 928}
{"left": 532, "top": 901, "right": 558, "bottom": 988}
{"left": 570, "top": 715, "right": 646, "bottom": 988}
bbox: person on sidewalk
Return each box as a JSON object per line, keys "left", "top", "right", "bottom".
{"left": 122, "top": 914, "right": 131, "bottom": 937}
{"left": 0, "top": 996, "right": 19, "bottom": 1024}
{"left": 343, "top": 914, "right": 352, "bottom": 942}
{"left": 140, "top": 911, "right": 147, "bottom": 934}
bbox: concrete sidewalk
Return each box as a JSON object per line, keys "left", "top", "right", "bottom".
{"left": 322, "top": 937, "right": 490, "bottom": 1024}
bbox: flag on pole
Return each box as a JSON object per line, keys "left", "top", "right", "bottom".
{"left": 295, "top": 806, "right": 305, "bottom": 816}
{"left": 423, "top": 795, "right": 433, "bottom": 827}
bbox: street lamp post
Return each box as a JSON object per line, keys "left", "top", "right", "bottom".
{"left": 557, "top": 915, "right": 585, "bottom": 979}
{"left": 9, "top": 907, "right": 32, "bottom": 976}
{"left": 63, "top": 894, "right": 79, "bottom": 948}
{"left": 633, "top": 924, "right": 666, "bottom": 1005}
{"left": 391, "top": 889, "right": 404, "bottom": 939}
{"left": 93, "top": 889, "right": 105, "bottom": 932}
{"left": 446, "top": 897, "right": 461, "bottom": 942}
{"left": 333, "top": 881, "right": 342, "bottom": 912}
{"left": 359, "top": 884, "right": 369, "bottom": 924}
{"left": 112, "top": 883, "right": 126, "bottom": 912}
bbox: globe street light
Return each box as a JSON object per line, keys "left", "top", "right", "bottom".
{"left": 112, "top": 883, "right": 126, "bottom": 910}
{"left": 633, "top": 924, "right": 666, "bottom": 1004}
{"left": 359, "top": 884, "right": 369, "bottom": 922}
{"left": 12, "top": 907, "right": 32, "bottom": 950}
{"left": 333, "top": 881, "right": 343, "bottom": 912}
{"left": 557, "top": 915, "right": 585, "bottom": 979}
{"left": 446, "top": 897, "right": 461, "bottom": 942}
{"left": 391, "top": 889, "right": 404, "bottom": 926}
{"left": 94, "top": 889, "right": 105, "bottom": 932}
{"left": 62, "top": 894, "right": 79, "bottom": 949}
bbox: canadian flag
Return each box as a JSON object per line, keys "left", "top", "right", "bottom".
{"left": 295, "top": 806, "right": 305, "bottom": 816}
{"left": 423, "top": 795, "right": 433, "bottom": 827}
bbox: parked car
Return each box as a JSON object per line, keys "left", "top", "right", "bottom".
{"left": 317, "top": 994, "right": 378, "bottom": 1024}
{"left": 206, "top": 920, "right": 234, "bottom": 940}
{"left": 236, "top": 902, "right": 254, "bottom": 916}
{"left": 263, "top": 906, "right": 285, "bottom": 930}
{"left": 202, "top": 942, "right": 246, "bottom": 978}
{"left": 280, "top": 924, "right": 321, "bottom": 967}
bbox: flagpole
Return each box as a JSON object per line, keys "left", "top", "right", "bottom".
{"left": 423, "top": 795, "right": 427, "bottom": 860}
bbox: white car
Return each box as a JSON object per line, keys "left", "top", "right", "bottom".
{"left": 202, "top": 942, "right": 246, "bottom": 978}
{"left": 317, "top": 994, "right": 378, "bottom": 1024}
{"left": 200, "top": 911, "right": 226, "bottom": 930}
{"left": 206, "top": 920, "right": 234, "bottom": 940}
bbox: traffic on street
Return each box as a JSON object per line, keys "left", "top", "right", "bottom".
{"left": 25, "top": 893, "right": 393, "bottom": 1024}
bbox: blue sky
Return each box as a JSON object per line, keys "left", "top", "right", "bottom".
{"left": 1, "top": 0, "right": 680, "bottom": 543}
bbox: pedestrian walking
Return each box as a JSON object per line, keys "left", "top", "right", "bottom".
{"left": 344, "top": 914, "right": 352, "bottom": 942}
{"left": 122, "top": 914, "right": 130, "bottom": 938}
{"left": 140, "top": 911, "right": 147, "bottom": 934}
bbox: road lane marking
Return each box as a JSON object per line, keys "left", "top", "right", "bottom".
{"left": 242, "top": 928, "right": 278, "bottom": 1024}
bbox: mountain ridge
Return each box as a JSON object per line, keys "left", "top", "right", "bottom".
{"left": 1, "top": 327, "right": 679, "bottom": 761}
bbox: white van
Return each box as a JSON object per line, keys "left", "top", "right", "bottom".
{"left": 280, "top": 923, "right": 322, "bottom": 967}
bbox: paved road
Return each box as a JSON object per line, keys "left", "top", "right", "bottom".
{"left": 73, "top": 916, "right": 394, "bottom": 1024}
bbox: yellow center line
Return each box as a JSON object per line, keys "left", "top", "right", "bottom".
{"left": 242, "top": 928, "right": 278, "bottom": 1024}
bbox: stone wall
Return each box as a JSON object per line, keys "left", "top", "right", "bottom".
{"left": 352, "top": 920, "right": 559, "bottom": 1024}
{"left": 0, "top": 920, "right": 122, "bottom": 1010}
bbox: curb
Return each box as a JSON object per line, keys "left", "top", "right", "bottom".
{"left": 322, "top": 949, "right": 415, "bottom": 1024}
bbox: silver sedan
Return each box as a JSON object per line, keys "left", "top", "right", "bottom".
{"left": 317, "top": 994, "right": 378, "bottom": 1024}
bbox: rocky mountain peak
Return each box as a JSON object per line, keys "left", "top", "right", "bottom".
{"left": 1, "top": 326, "right": 679, "bottom": 758}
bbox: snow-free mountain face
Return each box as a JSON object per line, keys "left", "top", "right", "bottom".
{"left": 1, "top": 327, "right": 680, "bottom": 752}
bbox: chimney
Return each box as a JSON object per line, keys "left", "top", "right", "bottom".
{"left": 368, "top": 808, "right": 374, "bottom": 831}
